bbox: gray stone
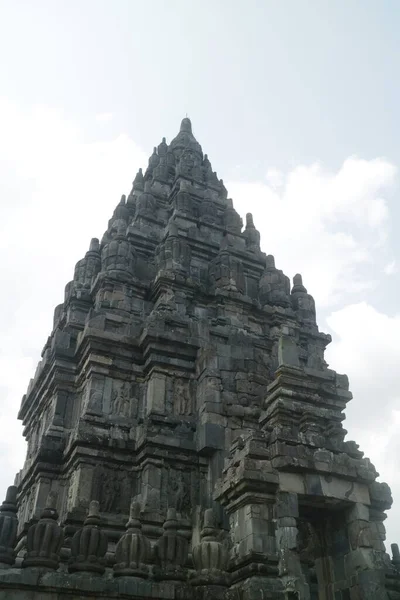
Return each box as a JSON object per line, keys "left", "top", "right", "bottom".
{"left": 1, "top": 117, "right": 396, "bottom": 600}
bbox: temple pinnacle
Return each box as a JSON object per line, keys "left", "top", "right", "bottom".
{"left": 180, "top": 117, "right": 192, "bottom": 134}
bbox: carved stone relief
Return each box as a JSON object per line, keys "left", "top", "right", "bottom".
{"left": 173, "top": 377, "right": 192, "bottom": 416}
{"left": 166, "top": 467, "right": 191, "bottom": 516}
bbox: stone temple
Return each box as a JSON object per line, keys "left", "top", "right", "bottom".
{"left": 1, "top": 118, "right": 400, "bottom": 600}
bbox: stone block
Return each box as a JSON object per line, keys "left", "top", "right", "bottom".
{"left": 196, "top": 423, "right": 225, "bottom": 455}
{"left": 275, "top": 492, "right": 298, "bottom": 518}
{"left": 279, "top": 472, "right": 305, "bottom": 495}
{"left": 320, "top": 476, "right": 370, "bottom": 505}
{"left": 276, "top": 526, "right": 297, "bottom": 550}
{"left": 146, "top": 372, "right": 166, "bottom": 414}
{"left": 346, "top": 503, "right": 369, "bottom": 524}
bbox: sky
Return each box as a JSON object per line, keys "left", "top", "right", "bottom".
{"left": 0, "top": 0, "right": 400, "bottom": 550}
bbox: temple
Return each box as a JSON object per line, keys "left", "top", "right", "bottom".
{"left": 0, "top": 118, "right": 399, "bottom": 599}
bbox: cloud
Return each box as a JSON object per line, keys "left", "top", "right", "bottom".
{"left": 266, "top": 167, "right": 283, "bottom": 189}
{"left": 384, "top": 260, "right": 397, "bottom": 275}
{"left": 228, "top": 159, "right": 400, "bottom": 549}
{"left": 228, "top": 157, "right": 396, "bottom": 308}
{"left": 326, "top": 302, "right": 400, "bottom": 548}
{"left": 0, "top": 98, "right": 147, "bottom": 497}
{"left": 95, "top": 112, "right": 114, "bottom": 122}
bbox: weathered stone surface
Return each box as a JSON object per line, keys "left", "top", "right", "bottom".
{"left": 1, "top": 118, "right": 396, "bottom": 599}
{"left": 113, "top": 501, "right": 151, "bottom": 578}
{"left": 22, "top": 492, "right": 63, "bottom": 571}
{"left": 68, "top": 500, "right": 107, "bottom": 575}
{"left": 0, "top": 487, "right": 18, "bottom": 568}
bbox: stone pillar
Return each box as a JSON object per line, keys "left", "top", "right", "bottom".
{"left": 67, "top": 464, "right": 95, "bottom": 513}
{"left": 146, "top": 371, "right": 166, "bottom": 415}
{"left": 141, "top": 462, "right": 162, "bottom": 512}
{"left": 230, "top": 501, "right": 276, "bottom": 560}
{"left": 275, "top": 492, "right": 310, "bottom": 600}
{"left": 343, "top": 503, "right": 389, "bottom": 600}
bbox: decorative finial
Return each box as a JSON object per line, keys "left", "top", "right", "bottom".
{"left": 45, "top": 491, "right": 57, "bottom": 510}
{"left": 266, "top": 255, "right": 275, "bottom": 269}
{"left": 88, "top": 499, "right": 100, "bottom": 519}
{"left": 191, "top": 508, "right": 228, "bottom": 586}
{"left": 0, "top": 485, "right": 18, "bottom": 567}
{"left": 167, "top": 222, "right": 179, "bottom": 238}
{"left": 246, "top": 213, "right": 255, "bottom": 228}
{"left": 113, "top": 499, "right": 150, "bottom": 578}
{"left": 154, "top": 508, "right": 189, "bottom": 580}
{"left": 292, "top": 273, "right": 307, "bottom": 293}
{"left": 392, "top": 543, "right": 400, "bottom": 566}
{"left": 180, "top": 117, "right": 192, "bottom": 134}
{"left": 133, "top": 168, "right": 144, "bottom": 191}
{"left": 158, "top": 137, "right": 168, "bottom": 157}
{"left": 69, "top": 499, "right": 107, "bottom": 574}
{"left": 127, "top": 500, "right": 142, "bottom": 530}
{"left": 23, "top": 491, "right": 64, "bottom": 570}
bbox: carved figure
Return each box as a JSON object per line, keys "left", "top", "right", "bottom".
{"left": 101, "top": 471, "right": 121, "bottom": 513}
{"left": 112, "top": 382, "right": 131, "bottom": 417}
{"left": 174, "top": 378, "right": 191, "bottom": 416}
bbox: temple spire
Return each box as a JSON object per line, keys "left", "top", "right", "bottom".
{"left": 180, "top": 117, "right": 192, "bottom": 133}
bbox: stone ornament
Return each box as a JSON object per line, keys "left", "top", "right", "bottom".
{"left": 191, "top": 508, "right": 228, "bottom": 586}
{"left": 113, "top": 501, "right": 151, "bottom": 578}
{"left": 69, "top": 500, "right": 107, "bottom": 575}
{"left": 154, "top": 508, "right": 189, "bottom": 581}
{"left": 22, "top": 492, "right": 64, "bottom": 570}
{"left": 0, "top": 486, "right": 18, "bottom": 567}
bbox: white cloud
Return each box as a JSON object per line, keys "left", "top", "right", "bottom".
{"left": 326, "top": 302, "right": 400, "bottom": 548}
{"left": 95, "top": 112, "right": 114, "bottom": 122}
{"left": 384, "top": 260, "right": 397, "bottom": 275}
{"left": 0, "top": 98, "right": 146, "bottom": 497}
{"left": 229, "top": 159, "right": 400, "bottom": 549}
{"left": 266, "top": 167, "right": 283, "bottom": 189}
{"left": 229, "top": 157, "right": 396, "bottom": 308}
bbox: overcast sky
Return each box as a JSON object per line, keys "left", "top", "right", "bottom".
{"left": 1, "top": 0, "right": 400, "bottom": 549}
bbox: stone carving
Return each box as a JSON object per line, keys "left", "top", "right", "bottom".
{"left": 156, "top": 225, "right": 191, "bottom": 275}
{"left": 191, "top": 508, "right": 228, "bottom": 586}
{"left": 66, "top": 471, "right": 77, "bottom": 512}
{"left": 259, "top": 254, "right": 290, "bottom": 308}
{"left": 175, "top": 186, "right": 194, "bottom": 215}
{"left": 209, "top": 245, "right": 245, "bottom": 293}
{"left": 135, "top": 182, "right": 156, "bottom": 218}
{"left": 114, "top": 501, "right": 151, "bottom": 578}
{"left": 147, "top": 147, "right": 160, "bottom": 172}
{"left": 69, "top": 500, "right": 107, "bottom": 574}
{"left": 5, "top": 117, "right": 395, "bottom": 600}
{"left": 157, "top": 136, "right": 168, "bottom": 157}
{"left": 100, "top": 470, "right": 121, "bottom": 514}
{"left": 73, "top": 238, "right": 101, "bottom": 289}
{"left": 0, "top": 486, "right": 18, "bottom": 567}
{"left": 112, "top": 381, "right": 131, "bottom": 418}
{"left": 154, "top": 508, "right": 189, "bottom": 580}
{"left": 291, "top": 273, "right": 316, "bottom": 323}
{"left": 392, "top": 543, "right": 400, "bottom": 567}
{"left": 132, "top": 168, "right": 144, "bottom": 192}
{"left": 243, "top": 213, "right": 260, "bottom": 252}
{"left": 174, "top": 378, "right": 192, "bottom": 416}
{"left": 22, "top": 492, "right": 64, "bottom": 570}
{"left": 27, "top": 485, "right": 37, "bottom": 521}
{"left": 101, "top": 224, "right": 135, "bottom": 275}
{"left": 153, "top": 155, "right": 170, "bottom": 183}
{"left": 224, "top": 204, "right": 242, "bottom": 233}
{"left": 167, "top": 469, "right": 191, "bottom": 516}
{"left": 83, "top": 386, "right": 103, "bottom": 415}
